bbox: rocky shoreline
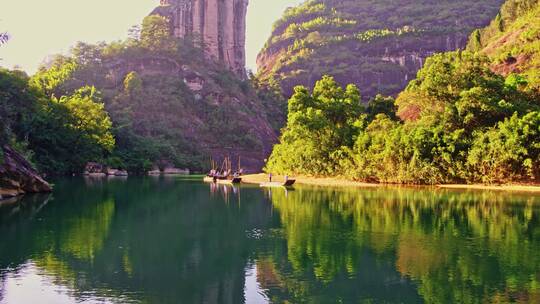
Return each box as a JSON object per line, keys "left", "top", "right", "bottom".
{"left": 0, "top": 145, "right": 52, "bottom": 200}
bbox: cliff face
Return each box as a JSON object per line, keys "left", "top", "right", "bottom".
{"left": 257, "top": 0, "right": 505, "bottom": 100}
{"left": 152, "top": 0, "right": 248, "bottom": 76}
{"left": 56, "top": 42, "right": 277, "bottom": 172}
{"left": 0, "top": 145, "right": 52, "bottom": 199}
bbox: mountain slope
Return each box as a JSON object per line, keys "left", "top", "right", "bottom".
{"left": 257, "top": 0, "right": 505, "bottom": 99}
{"left": 32, "top": 17, "right": 278, "bottom": 173}
{"left": 467, "top": 0, "right": 540, "bottom": 89}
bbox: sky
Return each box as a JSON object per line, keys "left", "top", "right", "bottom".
{"left": 0, "top": 0, "right": 303, "bottom": 74}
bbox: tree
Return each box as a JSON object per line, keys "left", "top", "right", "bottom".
{"left": 396, "top": 51, "right": 534, "bottom": 131}
{"left": 71, "top": 42, "right": 104, "bottom": 65}
{"left": 0, "top": 68, "right": 37, "bottom": 146}
{"left": 495, "top": 13, "right": 504, "bottom": 32}
{"left": 30, "top": 55, "right": 79, "bottom": 98}
{"left": 366, "top": 94, "right": 396, "bottom": 121}
{"left": 467, "top": 29, "right": 482, "bottom": 52}
{"left": 141, "top": 15, "right": 175, "bottom": 52}
{"left": 123, "top": 71, "right": 143, "bottom": 96}
{"left": 266, "top": 76, "right": 364, "bottom": 175}
{"left": 29, "top": 86, "right": 115, "bottom": 174}
{"left": 467, "top": 112, "right": 540, "bottom": 183}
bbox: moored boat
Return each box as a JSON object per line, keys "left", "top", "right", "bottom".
{"left": 203, "top": 157, "right": 243, "bottom": 184}
{"left": 217, "top": 177, "right": 242, "bottom": 184}
{"left": 260, "top": 179, "right": 296, "bottom": 188}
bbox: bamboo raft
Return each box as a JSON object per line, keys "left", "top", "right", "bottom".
{"left": 203, "top": 157, "right": 243, "bottom": 184}
{"left": 203, "top": 176, "right": 242, "bottom": 184}
{"left": 260, "top": 180, "right": 296, "bottom": 188}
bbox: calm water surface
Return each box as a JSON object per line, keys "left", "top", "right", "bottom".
{"left": 1, "top": 176, "right": 540, "bottom": 303}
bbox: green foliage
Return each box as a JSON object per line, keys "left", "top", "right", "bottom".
{"left": 366, "top": 94, "right": 396, "bottom": 121}
{"left": 1, "top": 66, "right": 115, "bottom": 174}
{"left": 56, "top": 86, "right": 115, "bottom": 152}
{"left": 30, "top": 56, "right": 79, "bottom": 97}
{"left": 28, "top": 86, "right": 115, "bottom": 174}
{"left": 141, "top": 15, "right": 175, "bottom": 52}
{"left": 467, "top": 111, "right": 540, "bottom": 183}
{"left": 467, "top": 29, "right": 483, "bottom": 51}
{"left": 0, "top": 69, "right": 37, "bottom": 146}
{"left": 267, "top": 51, "right": 539, "bottom": 184}
{"left": 123, "top": 71, "right": 143, "bottom": 96}
{"left": 467, "top": 0, "right": 540, "bottom": 90}
{"left": 397, "top": 51, "right": 534, "bottom": 130}
{"left": 265, "top": 76, "right": 364, "bottom": 175}
{"left": 251, "top": 74, "right": 288, "bottom": 131}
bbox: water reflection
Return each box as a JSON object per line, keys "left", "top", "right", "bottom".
{"left": 0, "top": 179, "right": 539, "bottom": 303}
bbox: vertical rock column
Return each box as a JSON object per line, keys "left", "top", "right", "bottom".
{"left": 233, "top": 0, "right": 248, "bottom": 76}
{"left": 204, "top": 0, "right": 220, "bottom": 62}
{"left": 193, "top": 0, "right": 204, "bottom": 40}
{"left": 152, "top": 0, "right": 247, "bottom": 76}
{"left": 222, "top": 0, "right": 235, "bottom": 67}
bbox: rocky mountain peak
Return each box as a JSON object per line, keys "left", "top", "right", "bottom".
{"left": 151, "top": 0, "right": 248, "bottom": 77}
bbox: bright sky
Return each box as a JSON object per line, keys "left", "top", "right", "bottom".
{"left": 0, "top": 0, "right": 303, "bottom": 74}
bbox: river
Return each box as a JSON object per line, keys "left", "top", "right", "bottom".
{"left": 1, "top": 176, "right": 539, "bottom": 303}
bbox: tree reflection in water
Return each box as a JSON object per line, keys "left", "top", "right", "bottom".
{"left": 0, "top": 179, "right": 539, "bottom": 303}
{"left": 263, "top": 186, "right": 540, "bottom": 303}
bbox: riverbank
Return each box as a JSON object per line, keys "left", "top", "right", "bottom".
{"left": 241, "top": 174, "right": 540, "bottom": 193}
{"left": 243, "top": 174, "right": 377, "bottom": 188}
{"left": 438, "top": 184, "right": 540, "bottom": 193}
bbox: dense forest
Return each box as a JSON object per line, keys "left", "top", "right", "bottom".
{"left": 257, "top": 0, "right": 504, "bottom": 99}
{"left": 1, "top": 16, "right": 283, "bottom": 175}
{"left": 266, "top": 0, "right": 540, "bottom": 184}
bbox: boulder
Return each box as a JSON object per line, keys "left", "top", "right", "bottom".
{"left": 106, "top": 168, "right": 129, "bottom": 176}
{"left": 148, "top": 169, "right": 162, "bottom": 175}
{"left": 84, "top": 162, "right": 105, "bottom": 174}
{"left": 0, "top": 145, "right": 52, "bottom": 200}
{"left": 163, "top": 167, "right": 190, "bottom": 175}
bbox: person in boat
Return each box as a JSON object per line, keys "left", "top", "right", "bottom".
{"left": 269, "top": 173, "right": 273, "bottom": 182}
{"left": 285, "top": 175, "right": 289, "bottom": 182}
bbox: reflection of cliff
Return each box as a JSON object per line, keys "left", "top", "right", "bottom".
{"left": 0, "top": 194, "right": 51, "bottom": 223}
{"left": 265, "top": 187, "right": 540, "bottom": 303}
{"left": 100, "top": 180, "right": 258, "bottom": 303}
